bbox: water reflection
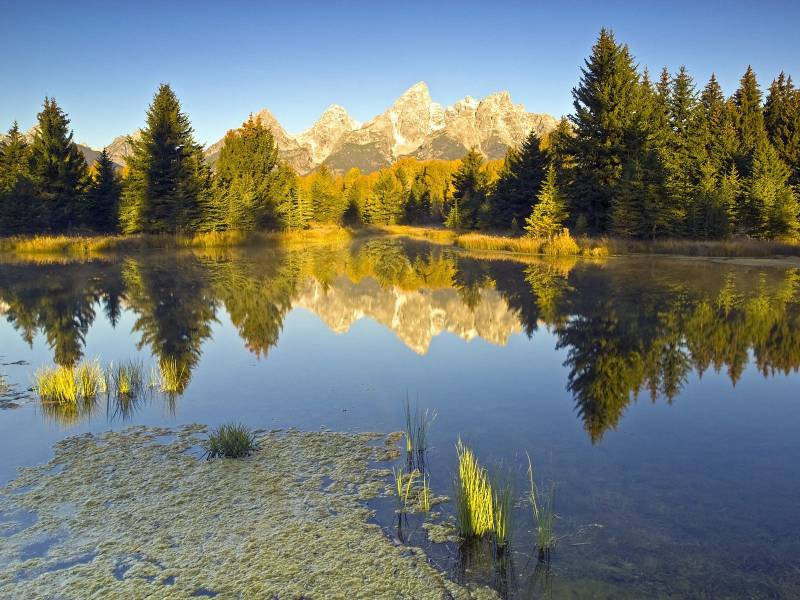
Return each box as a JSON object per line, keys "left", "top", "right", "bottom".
{"left": 1, "top": 240, "right": 798, "bottom": 439}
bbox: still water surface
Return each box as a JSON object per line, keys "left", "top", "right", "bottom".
{"left": 0, "top": 238, "right": 798, "bottom": 598}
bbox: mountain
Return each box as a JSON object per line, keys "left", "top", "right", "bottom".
{"left": 5, "top": 82, "right": 556, "bottom": 175}
{"left": 207, "top": 82, "right": 556, "bottom": 174}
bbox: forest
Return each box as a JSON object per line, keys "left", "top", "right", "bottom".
{"left": 0, "top": 29, "right": 798, "bottom": 241}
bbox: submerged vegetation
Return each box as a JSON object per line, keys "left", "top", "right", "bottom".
{"left": 527, "top": 455, "right": 557, "bottom": 560}
{"left": 403, "top": 395, "right": 436, "bottom": 466}
{"left": 203, "top": 422, "right": 258, "bottom": 459}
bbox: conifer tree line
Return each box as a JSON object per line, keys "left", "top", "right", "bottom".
{"left": 1, "top": 29, "right": 798, "bottom": 239}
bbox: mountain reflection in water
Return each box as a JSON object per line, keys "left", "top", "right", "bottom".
{"left": 1, "top": 238, "right": 798, "bottom": 442}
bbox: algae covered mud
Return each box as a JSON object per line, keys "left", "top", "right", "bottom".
{"left": 0, "top": 426, "right": 494, "bottom": 599}
{"left": 0, "top": 238, "right": 799, "bottom": 598}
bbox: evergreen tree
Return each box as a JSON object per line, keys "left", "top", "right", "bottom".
{"left": 0, "top": 122, "right": 35, "bottom": 233}
{"left": 308, "top": 165, "right": 345, "bottom": 223}
{"left": 447, "top": 149, "right": 488, "bottom": 229}
{"left": 524, "top": 165, "right": 568, "bottom": 238}
{"left": 746, "top": 141, "right": 800, "bottom": 238}
{"left": 28, "top": 98, "right": 88, "bottom": 230}
{"left": 700, "top": 74, "right": 738, "bottom": 169}
{"left": 610, "top": 67, "right": 674, "bottom": 238}
{"left": 366, "top": 170, "right": 404, "bottom": 225}
{"left": 567, "top": 29, "right": 642, "bottom": 233}
{"left": 85, "top": 149, "right": 121, "bottom": 232}
{"left": 404, "top": 169, "right": 432, "bottom": 224}
{"left": 764, "top": 72, "right": 800, "bottom": 185}
{"left": 211, "top": 115, "right": 285, "bottom": 230}
{"left": 663, "top": 66, "right": 705, "bottom": 235}
{"left": 732, "top": 66, "right": 768, "bottom": 175}
{"left": 120, "top": 84, "right": 210, "bottom": 233}
{"left": 490, "top": 132, "right": 547, "bottom": 228}
{"left": 275, "top": 165, "right": 310, "bottom": 229}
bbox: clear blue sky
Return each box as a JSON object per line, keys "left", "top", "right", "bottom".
{"left": 2, "top": 0, "right": 799, "bottom": 148}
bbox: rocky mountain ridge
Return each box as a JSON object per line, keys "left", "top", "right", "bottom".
{"left": 5, "top": 82, "right": 557, "bottom": 174}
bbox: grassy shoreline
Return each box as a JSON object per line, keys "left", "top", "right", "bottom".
{"left": 2, "top": 225, "right": 800, "bottom": 259}
{"left": 379, "top": 225, "right": 800, "bottom": 259}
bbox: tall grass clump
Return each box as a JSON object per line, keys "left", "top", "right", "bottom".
{"left": 455, "top": 440, "right": 495, "bottom": 538}
{"left": 149, "top": 358, "right": 187, "bottom": 394}
{"left": 35, "top": 360, "right": 106, "bottom": 404}
{"left": 542, "top": 229, "right": 580, "bottom": 256}
{"left": 110, "top": 360, "right": 144, "bottom": 398}
{"left": 527, "top": 454, "right": 556, "bottom": 560}
{"left": 203, "top": 423, "right": 258, "bottom": 459}
{"left": 35, "top": 365, "right": 77, "bottom": 404}
{"left": 75, "top": 360, "right": 107, "bottom": 400}
{"left": 492, "top": 478, "right": 514, "bottom": 549}
{"left": 403, "top": 395, "right": 436, "bottom": 465}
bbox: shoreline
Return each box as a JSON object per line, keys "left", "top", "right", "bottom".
{"left": 2, "top": 225, "right": 800, "bottom": 263}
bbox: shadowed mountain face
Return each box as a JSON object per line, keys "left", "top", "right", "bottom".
{"left": 1, "top": 240, "right": 799, "bottom": 442}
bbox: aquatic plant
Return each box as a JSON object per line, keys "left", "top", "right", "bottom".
{"left": 492, "top": 478, "right": 514, "bottom": 548}
{"left": 109, "top": 360, "right": 144, "bottom": 398}
{"left": 75, "top": 360, "right": 107, "bottom": 400}
{"left": 419, "top": 473, "right": 432, "bottom": 513}
{"left": 392, "top": 466, "right": 419, "bottom": 508}
{"left": 35, "top": 365, "right": 78, "bottom": 404}
{"left": 149, "top": 358, "right": 187, "bottom": 395}
{"left": 403, "top": 395, "right": 436, "bottom": 461}
{"left": 203, "top": 423, "right": 258, "bottom": 459}
{"left": 527, "top": 454, "right": 556, "bottom": 559}
{"left": 455, "top": 440, "right": 494, "bottom": 538}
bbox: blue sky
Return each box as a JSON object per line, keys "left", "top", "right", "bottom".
{"left": 2, "top": 0, "right": 799, "bottom": 148}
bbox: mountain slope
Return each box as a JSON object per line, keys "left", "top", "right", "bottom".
{"left": 208, "top": 82, "right": 556, "bottom": 174}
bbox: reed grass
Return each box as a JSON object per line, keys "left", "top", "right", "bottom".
{"left": 34, "top": 365, "right": 77, "bottom": 404}
{"left": 203, "top": 422, "right": 258, "bottom": 459}
{"left": 392, "top": 466, "right": 419, "bottom": 508}
{"left": 403, "top": 395, "right": 436, "bottom": 460}
{"left": 149, "top": 358, "right": 187, "bottom": 394}
{"left": 75, "top": 360, "right": 107, "bottom": 400}
{"left": 455, "top": 440, "right": 495, "bottom": 538}
{"left": 109, "top": 360, "right": 144, "bottom": 398}
{"left": 492, "top": 479, "right": 514, "bottom": 548}
{"left": 419, "top": 473, "right": 432, "bottom": 512}
{"left": 527, "top": 454, "right": 556, "bottom": 558}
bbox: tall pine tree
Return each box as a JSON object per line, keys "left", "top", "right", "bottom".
{"left": 490, "top": 132, "right": 548, "bottom": 228}
{"left": 211, "top": 115, "right": 285, "bottom": 231}
{"left": 446, "top": 149, "right": 488, "bottom": 229}
{"left": 85, "top": 149, "right": 121, "bottom": 232}
{"left": 0, "top": 122, "right": 35, "bottom": 233}
{"left": 764, "top": 72, "right": 800, "bottom": 185}
{"left": 121, "top": 84, "right": 210, "bottom": 233}
{"left": 28, "top": 98, "right": 88, "bottom": 230}
{"left": 568, "top": 28, "right": 642, "bottom": 233}
{"left": 732, "top": 66, "right": 768, "bottom": 176}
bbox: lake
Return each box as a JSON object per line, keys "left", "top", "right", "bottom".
{"left": 0, "top": 237, "right": 798, "bottom": 598}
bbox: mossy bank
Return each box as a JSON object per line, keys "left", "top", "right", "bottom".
{"left": 0, "top": 425, "right": 497, "bottom": 599}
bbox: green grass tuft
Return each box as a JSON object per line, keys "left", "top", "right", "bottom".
{"left": 455, "top": 440, "right": 495, "bottom": 538}
{"left": 34, "top": 360, "right": 106, "bottom": 404}
{"left": 203, "top": 423, "right": 258, "bottom": 459}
